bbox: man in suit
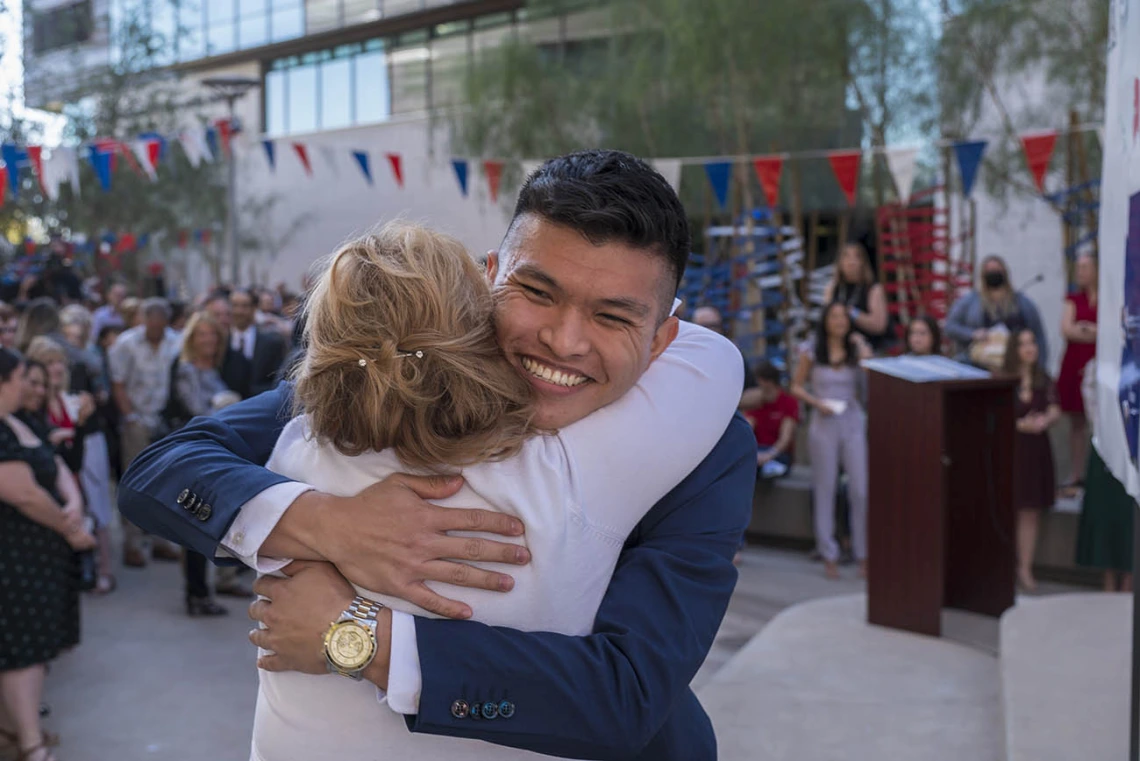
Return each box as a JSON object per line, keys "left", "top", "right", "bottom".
{"left": 119, "top": 150, "right": 756, "bottom": 759}
{"left": 225, "top": 288, "right": 288, "bottom": 399}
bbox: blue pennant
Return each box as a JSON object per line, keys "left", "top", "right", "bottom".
{"left": 704, "top": 161, "right": 733, "bottom": 210}
{"left": 451, "top": 159, "right": 469, "bottom": 197}
{"left": 352, "top": 151, "right": 372, "bottom": 185}
{"left": 953, "top": 140, "right": 987, "bottom": 198}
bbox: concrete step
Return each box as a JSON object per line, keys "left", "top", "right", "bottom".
{"left": 1000, "top": 593, "right": 1131, "bottom": 761}
{"left": 698, "top": 594, "right": 1004, "bottom": 761}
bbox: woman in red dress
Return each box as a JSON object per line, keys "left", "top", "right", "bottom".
{"left": 1057, "top": 254, "right": 1097, "bottom": 497}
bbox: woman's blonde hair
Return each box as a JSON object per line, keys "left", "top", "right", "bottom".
{"left": 25, "top": 336, "right": 70, "bottom": 393}
{"left": 980, "top": 254, "right": 1016, "bottom": 319}
{"left": 832, "top": 242, "right": 875, "bottom": 288}
{"left": 292, "top": 221, "right": 535, "bottom": 469}
{"left": 180, "top": 312, "right": 227, "bottom": 368}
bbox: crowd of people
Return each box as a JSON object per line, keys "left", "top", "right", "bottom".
{"left": 727, "top": 244, "right": 1131, "bottom": 593}
{"left": 0, "top": 279, "right": 300, "bottom": 759}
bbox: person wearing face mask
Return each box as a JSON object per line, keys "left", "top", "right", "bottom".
{"left": 944, "top": 255, "right": 1048, "bottom": 370}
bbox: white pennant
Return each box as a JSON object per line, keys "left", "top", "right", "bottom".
{"left": 179, "top": 132, "right": 203, "bottom": 168}
{"left": 130, "top": 140, "right": 158, "bottom": 181}
{"left": 40, "top": 148, "right": 81, "bottom": 201}
{"left": 196, "top": 128, "right": 215, "bottom": 163}
{"left": 652, "top": 159, "right": 683, "bottom": 194}
{"left": 884, "top": 146, "right": 919, "bottom": 203}
{"left": 317, "top": 145, "right": 340, "bottom": 177}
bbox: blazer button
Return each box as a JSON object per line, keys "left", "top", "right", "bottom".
{"left": 197, "top": 504, "right": 212, "bottom": 521}
{"left": 498, "top": 700, "right": 515, "bottom": 719}
{"left": 467, "top": 703, "right": 480, "bottom": 720}
{"left": 185, "top": 494, "right": 198, "bottom": 511}
{"left": 450, "top": 700, "right": 469, "bottom": 719}
{"left": 480, "top": 701, "right": 498, "bottom": 720}
{"left": 177, "top": 488, "right": 189, "bottom": 505}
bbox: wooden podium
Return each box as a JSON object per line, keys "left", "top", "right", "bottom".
{"left": 864, "top": 357, "right": 1018, "bottom": 637}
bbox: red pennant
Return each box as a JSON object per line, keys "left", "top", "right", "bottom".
{"left": 115, "top": 233, "right": 137, "bottom": 253}
{"left": 114, "top": 140, "right": 146, "bottom": 177}
{"left": 386, "top": 153, "right": 403, "bottom": 188}
{"left": 292, "top": 143, "right": 312, "bottom": 176}
{"left": 483, "top": 160, "right": 504, "bottom": 202}
{"left": 217, "top": 119, "right": 234, "bottom": 158}
{"left": 752, "top": 155, "right": 784, "bottom": 207}
{"left": 146, "top": 140, "right": 161, "bottom": 170}
{"left": 827, "top": 150, "right": 861, "bottom": 206}
{"left": 147, "top": 261, "right": 165, "bottom": 277}
{"left": 1020, "top": 132, "right": 1057, "bottom": 193}
{"left": 26, "top": 146, "right": 45, "bottom": 191}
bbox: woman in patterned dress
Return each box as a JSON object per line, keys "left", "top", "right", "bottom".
{"left": 0, "top": 347, "right": 95, "bottom": 761}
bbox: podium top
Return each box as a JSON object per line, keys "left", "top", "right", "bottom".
{"left": 862, "top": 355, "right": 992, "bottom": 383}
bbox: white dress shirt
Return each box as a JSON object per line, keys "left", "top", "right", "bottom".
{"left": 226, "top": 322, "right": 742, "bottom": 761}
{"left": 232, "top": 324, "right": 257, "bottom": 360}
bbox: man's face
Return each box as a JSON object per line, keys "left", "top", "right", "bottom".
{"left": 108, "top": 284, "right": 127, "bottom": 307}
{"left": 144, "top": 310, "right": 168, "bottom": 341}
{"left": 0, "top": 318, "right": 16, "bottom": 349}
{"left": 230, "top": 293, "right": 254, "bottom": 330}
{"left": 487, "top": 215, "right": 679, "bottom": 430}
{"left": 206, "top": 298, "right": 232, "bottom": 333}
{"left": 758, "top": 379, "right": 781, "bottom": 403}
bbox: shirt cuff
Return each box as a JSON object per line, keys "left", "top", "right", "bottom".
{"left": 375, "top": 611, "right": 421, "bottom": 715}
{"left": 217, "top": 481, "right": 314, "bottom": 574}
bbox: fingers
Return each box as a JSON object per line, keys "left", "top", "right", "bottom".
{"left": 432, "top": 507, "right": 525, "bottom": 538}
{"left": 257, "top": 655, "right": 285, "bottom": 672}
{"left": 387, "top": 472, "right": 465, "bottom": 500}
{"left": 279, "top": 560, "right": 324, "bottom": 577}
{"left": 403, "top": 583, "right": 472, "bottom": 620}
{"left": 252, "top": 575, "right": 283, "bottom": 599}
{"left": 422, "top": 560, "right": 514, "bottom": 593}
{"left": 248, "top": 599, "right": 270, "bottom": 622}
{"left": 248, "top": 627, "right": 270, "bottom": 649}
{"left": 433, "top": 534, "right": 530, "bottom": 566}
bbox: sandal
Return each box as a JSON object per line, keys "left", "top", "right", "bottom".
{"left": 91, "top": 574, "right": 117, "bottom": 596}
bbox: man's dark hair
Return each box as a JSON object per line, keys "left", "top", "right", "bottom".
{"left": 230, "top": 288, "right": 256, "bottom": 305}
{"left": 754, "top": 360, "right": 782, "bottom": 386}
{"left": 511, "top": 150, "right": 691, "bottom": 292}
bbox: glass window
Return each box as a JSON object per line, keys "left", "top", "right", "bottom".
{"left": 320, "top": 57, "right": 351, "bottom": 129}
{"left": 389, "top": 31, "right": 428, "bottom": 115}
{"left": 382, "top": 0, "right": 422, "bottom": 17}
{"left": 175, "top": 0, "right": 206, "bottom": 60}
{"left": 150, "top": 0, "right": 177, "bottom": 63}
{"left": 342, "top": 0, "right": 378, "bottom": 26}
{"left": 266, "top": 68, "right": 287, "bottom": 135}
{"left": 207, "top": 22, "right": 236, "bottom": 53}
{"left": 353, "top": 48, "right": 389, "bottom": 124}
{"left": 206, "top": 0, "right": 234, "bottom": 24}
{"left": 287, "top": 63, "right": 318, "bottom": 133}
{"left": 269, "top": 0, "right": 303, "bottom": 41}
{"left": 237, "top": 0, "right": 267, "bottom": 47}
{"left": 429, "top": 22, "right": 467, "bottom": 109}
{"left": 305, "top": 0, "right": 339, "bottom": 33}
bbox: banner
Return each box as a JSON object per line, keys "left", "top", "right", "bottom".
{"left": 484, "top": 160, "right": 503, "bottom": 202}
{"left": 884, "top": 146, "right": 919, "bottom": 203}
{"left": 1021, "top": 131, "right": 1058, "bottom": 193}
{"left": 1096, "top": 0, "right": 1140, "bottom": 498}
{"left": 1, "top": 144, "right": 26, "bottom": 194}
{"left": 87, "top": 146, "right": 113, "bottom": 191}
{"left": 352, "top": 151, "right": 372, "bottom": 185}
{"left": 953, "top": 140, "right": 987, "bottom": 198}
{"left": 386, "top": 153, "right": 404, "bottom": 188}
{"left": 827, "top": 150, "right": 861, "bottom": 206}
{"left": 704, "top": 161, "right": 733, "bottom": 210}
{"left": 292, "top": 143, "right": 312, "bottom": 176}
{"left": 263, "top": 140, "right": 276, "bottom": 171}
{"left": 652, "top": 159, "right": 683, "bottom": 195}
{"left": 452, "top": 159, "right": 469, "bottom": 196}
{"left": 129, "top": 140, "right": 158, "bottom": 181}
{"left": 752, "top": 155, "right": 784, "bottom": 208}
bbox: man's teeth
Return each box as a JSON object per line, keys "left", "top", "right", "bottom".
{"left": 521, "top": 357, "right": 588, "bottom": 387}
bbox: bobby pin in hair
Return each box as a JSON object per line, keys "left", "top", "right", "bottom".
{"left": 356, "top": 349, "right": 425, "bottom": 367}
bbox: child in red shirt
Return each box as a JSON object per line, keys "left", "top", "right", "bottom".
{"left": 742, "top": 361, "right": 800, "bottom": 478}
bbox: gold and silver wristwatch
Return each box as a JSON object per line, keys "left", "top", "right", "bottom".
{"left": 323, "top": 596, "right": 384, "bottom": 680}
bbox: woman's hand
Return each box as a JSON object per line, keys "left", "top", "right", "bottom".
{"left": 49, "top": 428, "right": 75, "bottom": 446}
{"left": 76, "top": 392, "right": 96, "bottom": 424}
{"left": 64, "top": 527, "right": 97, "bottom": 551}
{"left": 851, "top": 333, "right": 873, "bottom": 360}
{"left": 815, "top": 402, "right": 836, "bottom": 417}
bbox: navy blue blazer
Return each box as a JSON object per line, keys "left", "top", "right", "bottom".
{"left": 119, "top": 385, "right": 756, "bottom": 760}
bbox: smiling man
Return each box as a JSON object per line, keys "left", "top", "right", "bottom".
{"left": 118, "top": 150, "right": 756, "bottom": 760}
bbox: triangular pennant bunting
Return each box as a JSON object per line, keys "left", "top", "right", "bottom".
{"left": 386, "top": 153, "right": 403, "bottom": 188}
{"left": 1020, "top": 131, "right": 1058, "bottom": 193}
{"left": 205, "top": 128, "right": 220, "bottom": 162}
{"left": 262, "top": 140, "right": 276, "bottom": 171}
{"left": 216, "top": 119, "right": 234, "bottom": 158}
{"left": 129, "top": 140, "right": 158, "bottom": 181}
{"left": 952, "top": 140, "right": 987, "bottom": 198}
{"left": 652, "top": 159, "right": 683, "bottom": 195}
{"left": 318, "top": 145, "right": 340, "bottom": 176}
{"left": 827, "top": 150, "right": 861, "bottom": 206}
{"left": 483, "top": 160, "right": 503, "bottom": 203}
{"left": 1, "top": 144, "right": 27, "bottom": 195}
{"left": 292, "top": 143, "right": 312, "bottom": 176}
{"left": 87, "top": 146, "right": 113, "bottom": 191}
{"left": 146, "top": 139, "right": 161, "bottom": 170}
{"left": 179, "top": 132, "right": 203, "bottom": 168}
{"left": 26, "top": 146, "right": 45, "bottom": 193}
{"left": 703, "top": 161, "right": 733, "bottom": 210}
{"left": 884, "top": 146, "right": 919, "bottom": 203}
{"left": 352, "top": 151, "right": 372, "bottom": 185}
{"left": 751, "top": 155, "right": 784, "bottom": 207}
{"left": 451, "top": 159, "right": 469, "bottom": 197}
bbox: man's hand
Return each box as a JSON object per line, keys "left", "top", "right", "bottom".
{"left": 272, "top": 473, "right": 531, "bottom": 620}
{"left": 249, "top": 561, "right": 392, "bottom": 681}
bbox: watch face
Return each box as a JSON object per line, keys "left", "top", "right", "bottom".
{"left": 325, "top": 621, "right": 375, "bottom": 670}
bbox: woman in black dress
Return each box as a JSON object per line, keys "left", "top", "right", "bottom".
{"left": 0, "top": 348, "right": 94, "bottom": 761}
{"left": 1003, "top": 328, "right": 1061, "bottom": 592}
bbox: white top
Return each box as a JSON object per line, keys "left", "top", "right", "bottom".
{"left": 249, "top": 322, "right": 743, "bottom": 761}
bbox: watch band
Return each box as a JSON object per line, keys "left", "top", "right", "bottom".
{"left": 348, "top": 596, "right": 384, "bottom": 622}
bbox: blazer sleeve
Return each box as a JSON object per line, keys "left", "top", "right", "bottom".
{"left": 943, "top": 292, "right": 979, "bottom": 344}
{"left": 117, "top": 382, "right": 297, "bottom": 558}
{"left": 407, "top": 415, "right": 757, "bottom": 761}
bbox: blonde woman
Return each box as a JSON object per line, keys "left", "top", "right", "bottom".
{"left": 824, "top": 242, "right": 888, "bottom": 352}
{"left": 166, "top": 312, "right": 237, "bottom": 616}
{"left": 247, "top": 221, "right": 742, "bottom": 761}
{"left": 945, "top": 255, "right": 1048, "bottom": 368}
